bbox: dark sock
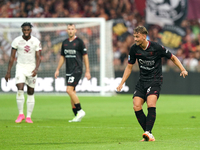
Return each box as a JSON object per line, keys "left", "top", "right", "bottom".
{"left": 72, "top": 107, "right": 77, "bottom": 116}
{"left": 135, "top": 109, "right": 146, "bottom": 132}
{"left": 146, "top": 107, "right": 156, "bottom": 133}
{"left": 74, "top": 103, "right": 81, "bottom": 111}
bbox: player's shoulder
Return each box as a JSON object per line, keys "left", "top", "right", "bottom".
{"left": 130, "top": 43, "right": 137, "bottom": 49}
{"left": 130, "top": 43, "right": 139, "bottom": 52}
{"left": 13, "top": 35, "right": 23, "bottom": 41}
{"left": 150, "top": 41, "right": 162, "bottom": 49}
{"left": 62, "top": 38, "right": 69, "bottom": 43}
{"left": 75, "top": 37, "right": 84, "bottom": 43}
{"left": 31, "top": 36, "right": 40, "bottom": 42}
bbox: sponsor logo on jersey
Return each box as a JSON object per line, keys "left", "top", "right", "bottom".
{"left": 135, "top": 53, "right": 142, "bottom": 55}
{"left": 139, "top": 59, "right": 155, "bottom": 66}
{"left": 64, "top": 49, "right": 76, "bottom": 54}
{"left": 19, "top": 40, "right": 26, "bottom": 45}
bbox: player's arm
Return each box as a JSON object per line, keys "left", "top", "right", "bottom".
{"left": 116, "top": 63, "right": 133, "bottom": 91}
{"left": 83, "top": 54, "right": 91, "bottom": 80}
{"left": 5, "top": 48, "right": 17, "bottom": 82}
{"left": 54, "top": 56, "right": 65, "bottom": 79}
{"left": 32, "top": 50, "right": 41, "bottom": 77}
{"left": 170, "top": 54, "right": 188, "bottom": 78}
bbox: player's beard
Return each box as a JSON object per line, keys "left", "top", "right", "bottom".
{"left": 23, "top": 33, "right": 31, "bottom": 39}
{"left": 69, "top": 33, "right": 75, "bottom": 39}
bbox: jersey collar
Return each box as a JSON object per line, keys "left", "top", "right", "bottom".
{"left": 69, "top": 36, "right": 77, "bottom": 42}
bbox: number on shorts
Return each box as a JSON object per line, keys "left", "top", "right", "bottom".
{"left": 147, "top": 87, "right": 151, "bottom": 93}
{"left": 68, "top": 76, "right": 75, "bottom": 83}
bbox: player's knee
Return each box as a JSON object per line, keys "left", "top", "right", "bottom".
{"left": 147, "top": 103, "right": 156, "bottom": 108}
{"left": 27, "top": 90, "right": 34, "bottom": 95}
{"left": 133, "top": 105, "right": 142, "bottom": 111}
{"left": 16, "top": 90, "right": 24, "bottom": 99}
{"left": 66, "top": 88, "right": 73, "bottom": 95}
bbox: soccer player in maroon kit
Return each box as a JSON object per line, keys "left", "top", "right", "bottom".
{"left": 117, "top": 26, "right": 188, "bottom": 141}
{"left": 55, "top": 23, "right": 91, "bottom": 122}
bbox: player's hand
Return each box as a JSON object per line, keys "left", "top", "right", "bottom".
{"left": 55, "top": 70, "right": 59, "bottom": 79}
{"left": 5, "top": 73, "right": 11, "bottom": 82}
{"left": 116, "top": 84, "right": 123, "bottom": 92}
{"left": 85, "top": 72, "right": 91, "bottom": 80}
{"left": 32, "top": 69, "right": 38, "bottom": 77}
{"left": 180, "top": 70, "right": 188, "bottom": 78}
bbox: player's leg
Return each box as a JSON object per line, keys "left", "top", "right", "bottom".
{"left": 66, "top": 74, "right": 85, "bottom": 122}
{"left": 133, "top": 96, "right": 146, "bottom": 131}
{"left": 142, "top": 82, "right": 161, "bottom": 141}
{"left": 15, "top": 67, "right": 26, "bottom": 123}
{"left": 15, "top": 83, "right": 25, "bottom": 123}
{"left": 70, "top": 92, "right": 77, "bottom": 116}
{"left": 142, "top": 95, "right": 157, "bottom": 141}
{"left": 25, "top": 86, "right": 35, "bottom": 123}
{"left": 67, "top": 86, "right": 85, "bottom": 122}
{"left": 25, "top": 74, "right": 37, "bottom": 123}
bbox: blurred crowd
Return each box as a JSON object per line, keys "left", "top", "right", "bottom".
{"left": 0, "top": 0, "right": 200, "bottom": 72}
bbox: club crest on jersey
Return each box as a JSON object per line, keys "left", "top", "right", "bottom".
{"left": 149, "top": 52, "right": 153, "bottom": 55}
{"left": 24, "top": 45, "right": 30, "bottom": 53}
{"left": 73, "top": 43, "right": 76, "bottom": 46}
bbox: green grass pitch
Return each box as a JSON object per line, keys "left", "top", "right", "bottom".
{"left": 0, "top": 94, "right": 199, "bottom": 150}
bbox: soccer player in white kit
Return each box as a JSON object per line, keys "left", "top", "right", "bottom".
{"left": 5, "top": 22, "right": 42, "bottom": 123}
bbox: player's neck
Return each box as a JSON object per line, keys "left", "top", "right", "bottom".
{"left": 140, "top": 40, "right": 149, "bottom": 50}
{"left": 69, "top": 35, "right": 76, "bottom": 42}
{"left": 22, "top": 35, "right": 31, "bottom": 41}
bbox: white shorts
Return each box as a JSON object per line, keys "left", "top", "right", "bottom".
{"left": 15, "top": 64, "right": 37, "bottom": 88}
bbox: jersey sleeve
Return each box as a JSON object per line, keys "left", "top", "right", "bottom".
{"left": 128, "top": 46, "right": 136, "bottom": 64}
{"left": 60, "top": 42, "right": 65, "bottom": 56}
{"left": 11, "top": 38, "right": 18, "bottom": 50}
{"left": 79, "top": 39, "right": 87, "bottom": 55}
{"left": 35, "top": 39, "right": 42, "bottom": 51}
{"left": 158, "top": 44, "right": 172, "bottom": 59}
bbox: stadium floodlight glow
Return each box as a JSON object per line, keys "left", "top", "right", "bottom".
{"left": 0, "top": 18, "right": 114, "bottom": 96}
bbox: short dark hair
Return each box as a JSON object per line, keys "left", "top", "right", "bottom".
{"left": 67, "top": 23, "right": 76, "bottom": 28}
{"left": 21, "top": 22, "right": 33, "bottom": 28}
{"left": 134, "top": 26, "right": 148, "bottom": 35}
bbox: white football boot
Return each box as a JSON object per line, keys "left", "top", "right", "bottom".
{"left": 69, "top": 109, "right": 86, "bottom": 122}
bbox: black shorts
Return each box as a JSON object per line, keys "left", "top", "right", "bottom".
{"left": 133, "top": 80, "right": 162, "bottom": 101}
{"left": 66, "top": 73, "right": 82, "bottom": 87}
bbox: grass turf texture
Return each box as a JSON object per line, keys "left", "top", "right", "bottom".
{"left": 0, "top": 94, "right": 199, "bottom": 150}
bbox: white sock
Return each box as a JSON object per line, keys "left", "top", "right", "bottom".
{"left": 26, "top": 95, "right": 35, "bottom": 118}
{"left": 16, "top": 90, "right": 25, "bottom": 114}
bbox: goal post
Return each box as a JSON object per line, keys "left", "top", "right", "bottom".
{"left": 0, "top": 18, "right": 115, "bottom": 96}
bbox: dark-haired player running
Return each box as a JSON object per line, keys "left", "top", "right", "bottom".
{"left": 117, "top": 26, "right": 188, "bottom": 141}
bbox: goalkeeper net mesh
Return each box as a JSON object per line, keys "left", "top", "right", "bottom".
{"left": 0, "top": 18, "right": 114, "bottom": 95}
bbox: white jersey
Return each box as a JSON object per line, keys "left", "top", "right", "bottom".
{"left": 11, "top": 35, "right": 42, "bottom": 69}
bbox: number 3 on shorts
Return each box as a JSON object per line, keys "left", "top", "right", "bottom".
{"left": 68, "top": 76, "right": 75, "bottom": 83}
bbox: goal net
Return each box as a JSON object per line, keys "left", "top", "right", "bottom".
{"left": 0, "top": 18, "right": 114, "bottom": 96}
